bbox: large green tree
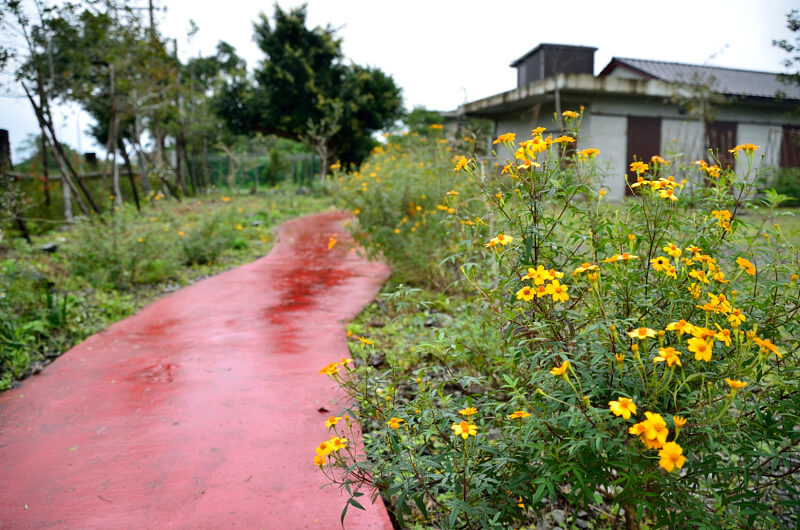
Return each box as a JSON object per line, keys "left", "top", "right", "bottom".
{"left": 214, "top": 4, "right": 403, "bottom": 176}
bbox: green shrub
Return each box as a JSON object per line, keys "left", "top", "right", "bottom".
{"left": 320, "top": 117, "right": 800, "bottom": 528}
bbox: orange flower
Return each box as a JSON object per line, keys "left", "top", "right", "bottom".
{"left": 658, "top": 442, "right": 686, "bottom": 472}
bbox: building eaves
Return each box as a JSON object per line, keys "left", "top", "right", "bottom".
{"left": 510, "top": 43, "right": 598, "bottom": 67}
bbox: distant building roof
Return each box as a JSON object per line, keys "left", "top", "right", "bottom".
{"left": 600, "top": 57, "right": 800, "bottom": 101}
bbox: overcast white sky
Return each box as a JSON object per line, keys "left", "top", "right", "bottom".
{"left": 1, "top": 0, "right": 797, "bottom": 160}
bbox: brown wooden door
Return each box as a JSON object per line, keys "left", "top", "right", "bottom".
{"left": 626, "top": 116, "right": 661, "bottom": 195}
{"left": 706, "top": 121, "right": 737, "bottom": 169}
{"left": 781, "top": 126, "right": 800, "bottom": 168}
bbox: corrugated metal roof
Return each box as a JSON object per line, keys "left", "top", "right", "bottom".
{"left": 605, "top": 57, "right": 800, "bottom": 100}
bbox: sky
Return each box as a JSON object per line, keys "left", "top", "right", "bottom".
{"left": 1, "top": 0, "right": 797, "bottom": 161}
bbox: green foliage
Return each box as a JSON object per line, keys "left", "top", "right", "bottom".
{"left": 214, "top": 4, "right": 404, "bottom": 169}
{"left": 331, "top": 131, "right": 487, "bottom": 289}
{"left": 764, "top": 167, "right": 800, "bottom": 206}
{"left": 321, "top": 119, "right": 800, "bottom": 528}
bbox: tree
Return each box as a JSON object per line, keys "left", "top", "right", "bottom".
{"left": 774, "top": 9, "right": 800, "bottom": 90}
{"left": 214, "top": 4, "right": 403, "bottom": 175}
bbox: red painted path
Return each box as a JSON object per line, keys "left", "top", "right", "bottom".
{"left": 0, "top": 211, "right": 393, "bottom": 529}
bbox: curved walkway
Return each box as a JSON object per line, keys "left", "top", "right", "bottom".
{"left": 0, "top": 211, "right": 393, "bottom": 529}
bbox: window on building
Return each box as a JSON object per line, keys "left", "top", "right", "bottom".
{"left": 781, "top": 125, "right": 800, "bottom": 168}
{"left": 626, "top": 116, "right": 661, "bottom": 195}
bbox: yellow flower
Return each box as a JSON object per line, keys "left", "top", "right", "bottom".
{"left": 726, "top": 308, "right": 745, "bottom": 327}
{"left": 673, "top": 415, "right": 687, "bottom": 428}
{"left": 459, "top": 407, "right": 478, "bottom": 416}
{"left": 687, "top": 337, "right": 713, "bottom": 362}
{"left": 614, "top": 353, "right": 626, "bottom": 363}
{"left": 728, "top": 143, "right": 759, "bottom": 155}
{"left": 451, "top": 420, "right": 478, "bottom": 439}
{"left": 359, "top": 336, "right": 374, "bottom": 346}
{"left": 328, "top": 436, "right": 347, "bottom": 452}
{"left": 654, "top": 347, "right": 682, "bottom": 367}
{"left": 549, "top": 360, "right": 570, "bottom": 376}
{"left": 630, "top": 412, "right": 669, "bottom": 449}
{"left": 662, "top": 243, "right": 682, "bottom": 258}
{"left": 429, "top": 123, "right": 444, "bottom": 130}
{"left": 725, "top": 378, "right": 747, "bottom": 390}
{"left": 658, "top": 442, "right": 686, "bottom": 472}
{"left": 508, "top": 410, "right": 531, "bottom": 420}
{"left": 736, "top": 257, "right": 756, "bottom": 276}
{"left": 319, "top": 362, "right": 340, "bottom": 375}
{"left": 752, "top": 336, "right": 782, "bottom": 358}
{"left": 578, "top": 148, "right": 600, "bottom": 159}
{"left": 325, "top": 416, "right": 343, "bottom": 428}
{"left": 714, "top": 326, "right": 732, "bottom": 347}
{"left": 525, "top": 265, "right": 551, "bottom": 285}
{"left": 454, "top": 156, "right": 470, "bottom": 172}
{"left": 666, "top": 319, "right": 693, "bottom": 335}
{"left": 516, "top": 286, "right": 536, "bottom": 302}
{"left": 551, "top": 135, "right": 575, "bottom": 144}
{"left": 608, "top": 397, "right": 638, "bottom": 419}
{"left": 493, "top": 132, "right": 515, "bottom": 144}
{"left": 222, "top": 196, "right": 230, "bottom": 202}
{"left": 531, "top": 126, "right": 547, "bottom": 136}
{"left": 387, "top": 417, "right": 405, "bottom": 429}
{"left": 137, "top": 237, "right": 144, "bottom": 243}
{"left": 573, "top": 262, "right": 599, "bottom": 276}
{"left": 628, "top": 327, "right": 657, "bottom": 340}
{"left": 658, "top": 188, "right": 678, "bottom": 201}
{"left": 547, "top": 280, "right": 569, "bottom": 303}
{"left": 650, "top": 256, "right": 670, "bottom": 272}
{"left": 629, "top": 161, "right": 650, "bottom": 173}
{"left": 562, "top": 110, "right": 580, "bottom": 119}
{"left": 650, "top": 155, "right": 669, "bottom": 165}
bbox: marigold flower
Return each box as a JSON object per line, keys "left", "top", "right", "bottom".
{"left": 562, "top": 110, "right": 580, "bottom": 119}
{"left": 650, "top": 155, "right": 669, "bottom": 165}
{"left": 549, "top": 360, "right": 570, "bottom": 376}
{"left": 608, "top": 397, "right": 638, "bottom": 419}
{"left": 725, "top": 378, "right": 747, "bottom": 390}
{"left": 516, "top": 286, "right": 535, "bottom": 302}
{"left": 659, "top": 188, "right": 678, "bottom": 201}
{"left": 628, "top": 327, "right": 657, "bottom": 340}
{"left": 319, "top": 362, "right": 340, "bottom": 375}
{"left": 325, "top": 416, "right": 343, "bottom": 428}
{"left": 650, "top": 256, "right": 670, "bottom": 272}
{"left": 658, "top": 442, "right": 686, "bottom": 472}
{"left": 727, "top": 308, "right": 746, "bottom": 327}
{"left": 387, "top": 417, "right": 405, "bottom": 429}
{"left": 531, "top": 126, "right": 547, "bottom": 136}
{"left": 493, "top": 132, "right": 515, "bottom": 144}
{"left": 630, "top": 161, "right": 650, "bottom": 173}
{"left": 573, "top": 262, "right": 599, "bottom": 276}
{"left": 454, "top": 156, "right": 470, "bottom": 172}
{"left": 673, "top": 415, "right": 687, "bottom": 428}
{"left": 451, "top": 420, "right": 478, "bottom": 439}
{"left": 614, "top": 353, "right": 626, "bottom": 363}
{"left": 359, "top": 336, "right": 374, "bottom": 346}
{"left": 714, "top": 326, "right": 732, "bottom": 347}
{"left": 547, "top": 280, "right": 569, "bottom": 303}
{"left": 508, "top": 410, "right": 531, "bottom": 420}
{"left": 328, "top": 236, "right": 338, "bottom": 250}
{"left": 736, "top": 257, "right": 756, "bottom": 276}
{"left": 459, "top": 407, "right": 478, "bottom": 416}
{"left": 666, "top": 320, "right": 693, "bottom": 335}
{"left": 687, "top": 337, "right": 713, "bottom": 362}
{"left": 728, "top": 143, "right": 759, "bottom": 155}
{"left": 663, "top": 243, "right": 682, "bottom": 258}
{"left": 578, "top": 148, "right": 600, "bottom": 159}
{"left": 328, "top": 436, "right": 347, "bottom": 451}
{"left": 654, "top": 347, "right": 682, "bottom": 367}
{"left": 551, "top": 135, "right": 576, "bottom": 144}
{"left": 753, "top": 336, "right": 782, "bottom": 358}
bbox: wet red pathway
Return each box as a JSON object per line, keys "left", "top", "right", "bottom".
{"left": 0, "top": 211, "right": 393, "bottom": 529}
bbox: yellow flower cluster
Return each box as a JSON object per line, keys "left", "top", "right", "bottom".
{"left": 318, "top": 357, "right": 354, "bottom": 375}
{"left": 515, "top": 265, "right": 569, "bottom": 303}
{"left": 314, "top": 435, "right": 347, "bottom": 466}
{"left": 728, "top": 143, "right": 759, "bottom": 155}
{"left": 485, "top": 233, "right": 513, "bottom": 248}
{"left": 693, "top": 159, "right": 721, "bottom": 178}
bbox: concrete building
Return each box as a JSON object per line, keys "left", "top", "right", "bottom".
{"left": 460, "top": 43, "right": 800, "bottom": 200}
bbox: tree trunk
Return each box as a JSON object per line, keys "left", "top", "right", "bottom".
{"left": 39, "top": 124, "right": 50, "bottom": 207}
{"left": 119, "top": 140, "right": 141, "bottom": 212}
{"left": 132, "top": 104, "right": 153, "bottom": 196}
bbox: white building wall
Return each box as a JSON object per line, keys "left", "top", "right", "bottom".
{"left": 736, "top": 123, "right": 782, "bottom": 177}
{"left": 661, "top": 118, "right": 704, "bottom": 163}
{"left": 583, "top": 114, "right": 628, "bottom": 199}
